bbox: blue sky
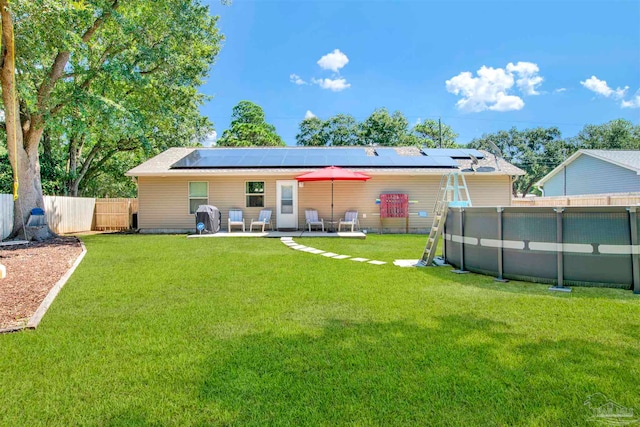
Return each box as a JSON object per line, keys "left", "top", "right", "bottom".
{"left": 200, "top": 0, "right": 640, "bottom": 146}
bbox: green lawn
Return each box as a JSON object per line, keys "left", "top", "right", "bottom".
{"left": 1, "top": 234, "right": 639, "bottom": 426}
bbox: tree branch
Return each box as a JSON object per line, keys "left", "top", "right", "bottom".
{"left": 77, "top": 143, "right": 102, "bottom": 179}
{"left": 82, "top": 148, "right": 118, "bottom": 182}
{"left": 35, "top": 0, "right": 120, "bottom": 118}
{"left": 139, "top": 62, "right": 164, "bottom": 75}
{"left": 81, "top": 0, "right": 119, "bottom": 43}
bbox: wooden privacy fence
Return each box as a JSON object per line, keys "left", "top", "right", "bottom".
{"left": 95, "top": 198, "right": 138, "bottom": 231}
{"left": 0, "top": 195, "right": 138, "bottom": 235}
{"left": 0, "top": 194, "right": 13, "bottom": 240}
{"left": 512, "top": 193, "right": 640, "bottom": 207}
{"left": 44, "top": 196, "right": 96, "bottom": 234}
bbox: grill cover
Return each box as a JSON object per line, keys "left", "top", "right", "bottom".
{"left": 195, "top": 205, "right": 220, "bottom": 233}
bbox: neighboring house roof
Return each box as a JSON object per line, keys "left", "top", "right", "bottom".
{"left": 537, "top": 149, "right": 640, "bottom": 187}
{"left": 126, "top": 146, "right": 525, "bottom": 177}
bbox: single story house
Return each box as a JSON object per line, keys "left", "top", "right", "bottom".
{"left": 126, "top": 146, "right": 524, "bottom": 233}
{"left": 537, "top": 149, "right": 640, "bottom": 196}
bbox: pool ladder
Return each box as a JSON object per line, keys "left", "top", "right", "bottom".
{"left": 419, "top": 172, "right": 472, "bottom": 266}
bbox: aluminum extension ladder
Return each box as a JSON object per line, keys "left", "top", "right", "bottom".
{"left": 419, "top": 172, "right": 472, "bottom": 266}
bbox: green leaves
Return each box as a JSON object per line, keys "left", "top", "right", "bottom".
{"left": 470, "top": 127, "right": 566, "bottom": 196}
{"left": 296, "top": 117, "right": 326, "bottom": 147}
{"left": 469, "top": 119, "right": 640, "bottom": 197}
{"left": 412, "top": 119, "right": 459, "bottom": 148}
{"left": 359, "top": 108, "right": 409, "bottom": 146}
{"left": 569, "top": 118, "right": 640, "bottom": 150}
{"left": 324, "top": 114, "right": 360, "bottom": 146}
{"left": 7, "top": 0, "right": 224, "bottom": 196}
{"left": 218, "top": 101, "right": 284, "bottom": 147}
{"left": 296, "top": 110, "right": 459, "bottom": 148}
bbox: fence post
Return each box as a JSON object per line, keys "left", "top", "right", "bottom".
{"left": 549, "top": 207, "right": 570, "bottom": 292}
{"left": 495, "top": 207, "right": 507, "bottom": 282}
{"left": 452, "top": 207, "right": 469, "bottom": 274}
{"left": 442, "top": 207, "right": 447, "bottom": 261}
{"left": 628, "top": 206, "right": 639, "bottom": 294}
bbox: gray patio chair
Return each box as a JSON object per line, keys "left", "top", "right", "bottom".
{"left": 338, "top": 210, "right": 359, "bottom": 232}
{"left": 250, "top": 209, "right": 272, "bottom": 232}
{"left": 305, "top": 209, "right": 324, "bottom": 232}
{"left": 228, "top": 209, "right": 245, "bottom": 232}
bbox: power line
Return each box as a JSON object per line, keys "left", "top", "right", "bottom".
{"left": 205, "top": 113, "right": 605, "bottom": 128}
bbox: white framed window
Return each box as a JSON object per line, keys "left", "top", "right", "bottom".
{"left": 188, "top": 182, "right": 208, "bottom": 214}
{"left": 245, "top": 181, "right": 264, "bottom": 208}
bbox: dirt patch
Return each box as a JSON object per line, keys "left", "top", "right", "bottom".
{"left": 0, "top": 237, "right": 83, "bottom": 330}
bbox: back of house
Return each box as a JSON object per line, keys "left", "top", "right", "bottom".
{"left": 126, "top": 146, "right": 524, "bottom": 233}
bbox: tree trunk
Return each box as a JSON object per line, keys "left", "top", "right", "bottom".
{"left": 2, "top": 0, "right": 118, "bottom": 238}
{"left": 42, "top": 131, "right": 52, "bottom": 160}
{"left": 67, "top": 134, "right": 79, "bottom": 196}
{"left": 69, "top": 142, "right": 105, "bottom": 196}
{"left": 68, "top": 180, "right": 79, "bottom": 197}
{"left": 13, "top": 132, "right": 47, "bottom": 235}
{"left": 1, "top": 2, "right": 50, "bottom": 239}
{"left": 520, "top": 179, "right": 536, "bottom": 198}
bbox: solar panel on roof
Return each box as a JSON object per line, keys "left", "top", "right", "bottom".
{"left": 259, "top": 156, "right": 282, "bottom": 167}
{"left": 421, "top": 148, "right": 484, "bottom": 159}
{"left": 375, "top": 148, "right": 399, "bottom": 157}
{"left": 226, "top": 156, "right": 244, "bottom": 167}
{"left": 170, "top": 147, "right": 464, "bottom": 169}
{"left": 304, "top": 155, "right": 326, "bottom": 166}
{"left": 430, "top": 156, "right": 460, "bottom": 167}
{"left": 287, "top": 156, "right": 302, "bottom": 167}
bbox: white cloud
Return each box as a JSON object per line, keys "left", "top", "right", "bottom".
{"left": 292, "top": 49, "right": 351, "bottom": 92}
{"left": 445, "top": 61, "right": 544, "bottom": 112}
{"left": 311, "top": 77, "right": 351, "bottom": 92}
{"left": 489, "top": 93, "right": 525, "bottom": 112}
{"left": 506, "top": 61, "right": 543, "bottom": 95}
{"left": 580, "top": 76, "right": 628, "bottom": 99}
{"left": 445, "top": 67, "right": 517, "bottom": 112}
{"left": 554, "top": 88, "right": 567, "bottom": 93}
{"left": 289, "top": 73, "right": 307, "bottom": 85}
{"left": 304, "top": 110, "right": 316, "bottom": 119}
{"left": 621, "top": 94, "right": 640, "bottom": 109}
{"left": 317, "top": 49, "right": 349, "bottom": 72}
{"left": 203, "top": 131, "right": 217, "bottom": 147}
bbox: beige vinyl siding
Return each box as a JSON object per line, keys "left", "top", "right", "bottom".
{"left": 138, "top": 173, "right": 513, "bottom": 233}
{"left": 299, "top": 174, "right": 512, "bottom": 233}
{"left": 466, "top": 175, "right": 513, "bottom": 207}
{"left": 138, "top": 175, "right": 284, "bottom": 230}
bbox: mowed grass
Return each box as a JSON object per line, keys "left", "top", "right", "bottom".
{"left": 1, "top": 234, "right": 639, "bottom": 426}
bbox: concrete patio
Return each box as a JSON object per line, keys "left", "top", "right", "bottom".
{"left": 187, "top": 230, "right": 366, "bottom": 239}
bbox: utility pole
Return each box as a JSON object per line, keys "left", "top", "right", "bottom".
{"left": 438, "top": 117, "right": 443, "bottom": 148}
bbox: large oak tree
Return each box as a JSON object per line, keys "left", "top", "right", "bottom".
{"left": 0, "top": 0, "right": 222, "bottom": 236}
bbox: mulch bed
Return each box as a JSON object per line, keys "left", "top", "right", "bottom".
{"left": 0, "top": 237, "right": 83, "bottom": 330}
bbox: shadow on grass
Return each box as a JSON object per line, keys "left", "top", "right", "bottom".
{"left": 198, "top": 314, "right": 638, "bottom": 426}
{"left": 417, "top": 265, "right": 639, "bottom": 301}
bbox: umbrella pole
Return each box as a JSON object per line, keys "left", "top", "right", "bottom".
{"left": 331, "top": 179, "right": 334, "bottom": 231}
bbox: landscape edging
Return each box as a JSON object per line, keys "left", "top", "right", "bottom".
{"left": 0, "top": 240, "right": 87, "bottom": 334}
{"left": 27, "top": 241, "right": 87, "bottom": 329}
